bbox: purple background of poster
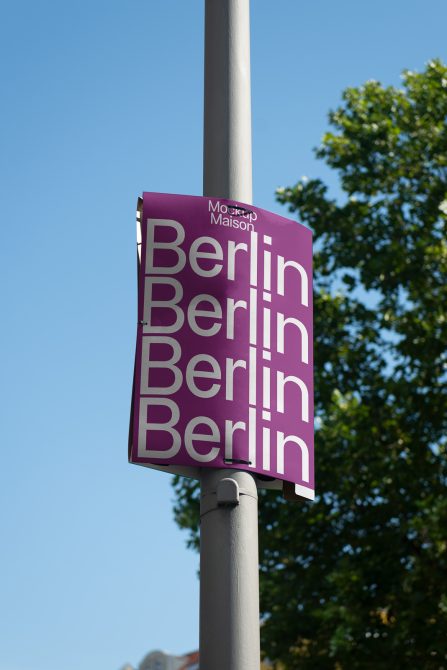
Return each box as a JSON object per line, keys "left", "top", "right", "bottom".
{"left": 130, "top": 192, "right": 313, "bottom": 492}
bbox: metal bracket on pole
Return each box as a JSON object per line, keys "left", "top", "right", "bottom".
{"left": 200, "top": 479, "right": 259, "bottom": 517}
{"left": 217, "top": 478, "right": 240, "bottom": 506}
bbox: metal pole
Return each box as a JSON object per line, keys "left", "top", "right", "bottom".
{"left": 199, "top": 470, "right": 260, "bottom": 670}
{"left": 201, "top": 2, "right": 260, "bottom": 669}
{"left": 203, "top": 0, "right": 252, "bottom": 202}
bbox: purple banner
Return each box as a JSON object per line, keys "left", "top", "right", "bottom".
{"left": 130, "top": 193, "right": 314, "bottom": 500}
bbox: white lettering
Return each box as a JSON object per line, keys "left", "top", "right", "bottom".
{"left": 189, "top": 236, "right": 223, "bottom": 277}
{"left": 277, "top": 256, "right": 309, "bottom": 307}
{"left": 227, "top": 241, "right": 248, "bottom": 281}
{"left": 185, "top": 416, "right": 220, "bottom": 462}
{"left": 143, "top": 277, "right": 184, "bottom": 334}
{"left": 146, "top": 219, "right": 186, "bottom": 274}
{"left": 226, "top": 298, "right": 247, "bottom": 340}
{"left": 138, "top": 398, "right": 181, "bottom": 459}
{"left": 140, "top": 336, "right": 182, "bottom": 395}
{"left": 186, "top": 354, "right": 221, "bottom": 398}
{"left": 277, "top": 371, "right": 309, "bottom": 422}
{"left": 225, "top": 357, "right": 247, "bottom": 401}
{"left": 277, "top": 312, "right": 309, "bottom": 363}
{"left": 276, "top": 432, "right": 310, "bottom": 482}
{"left": 224, "top": 420, "right": 246, "bottom": 460}
{"left": 187, "top": 295, "right": 222, "bottom": 336}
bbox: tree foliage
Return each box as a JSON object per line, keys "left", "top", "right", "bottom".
{"left": 172, "top": 60, "right": 447, "bottom": 668}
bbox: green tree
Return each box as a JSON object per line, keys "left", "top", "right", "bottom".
{"left": 172, "top": 60, "right": 447, "bottom": 668}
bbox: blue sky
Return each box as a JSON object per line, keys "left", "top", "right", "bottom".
{"left": 1, "top": 2, "right": 446, "bottom": 670}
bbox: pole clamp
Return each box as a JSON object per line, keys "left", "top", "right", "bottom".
{"left": 200, "top": 479, "right": 258, "bottom": 517}
{"left": 217, "top": 478, "right": 240, "bottom": 506}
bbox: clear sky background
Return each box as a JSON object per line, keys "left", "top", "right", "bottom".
{"left": 1, "top": 2, "right": 446, "bottom": 670}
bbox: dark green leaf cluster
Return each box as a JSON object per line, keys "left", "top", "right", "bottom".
{"left": 173, "top": 60, "right": 447, "bottom": 668}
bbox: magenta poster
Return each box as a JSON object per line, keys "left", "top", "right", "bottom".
{"left": 130, "top": 192, "right": 314, "bottom": 500}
